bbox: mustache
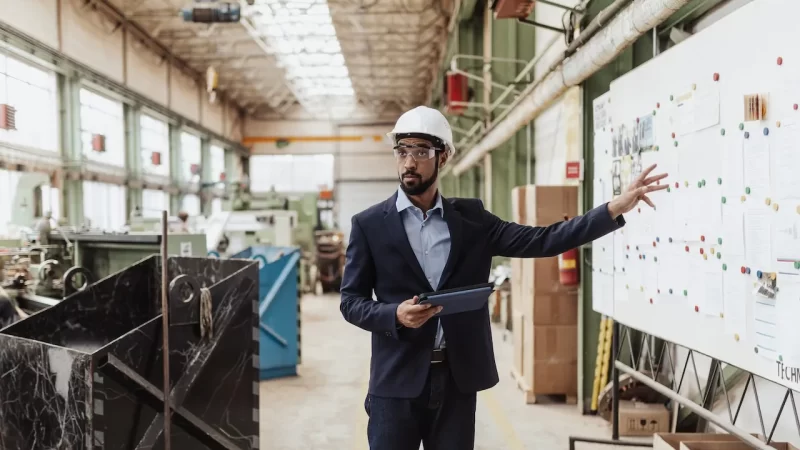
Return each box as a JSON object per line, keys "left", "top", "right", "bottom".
{"left": 402, "top": 172, "right": 421, "bottom": 178}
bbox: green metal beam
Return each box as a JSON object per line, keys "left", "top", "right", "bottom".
{"left": 657, "top": 0, "right": 727, "bottom": 36}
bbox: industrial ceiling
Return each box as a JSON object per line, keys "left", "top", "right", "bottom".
{"left": 102, "top": 0, "right": 455, "bottom": 121}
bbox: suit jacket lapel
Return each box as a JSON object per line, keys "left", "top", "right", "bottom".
{"left": 384, "top": 196, "right": 433, "bottom": 290}
{"left": 438, "top": 198, "right": 462, "bottom": 289}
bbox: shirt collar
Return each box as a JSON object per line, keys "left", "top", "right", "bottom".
{"left": 395, "top": 187, "right": 444, "bottom": 217}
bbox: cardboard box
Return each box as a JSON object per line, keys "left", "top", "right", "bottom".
{"left": 680, "top": 442, "right": 797, "bottom": 450}
{"left": 619, "top": 401, "right": 670, "bottom": 437}
{"left": 654, "top": 433, "right": 753, "bottom": 450}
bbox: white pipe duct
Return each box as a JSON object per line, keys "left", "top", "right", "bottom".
{"left": 451, "top": 0, "right": 692, "bottom": 176}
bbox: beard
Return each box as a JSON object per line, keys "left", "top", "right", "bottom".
{"left": 399, "top": 158, "right": 439, "bottom": 196}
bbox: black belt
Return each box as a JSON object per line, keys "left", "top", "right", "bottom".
{"left": 431, "top": 349, "right": 447, "bottom": 364}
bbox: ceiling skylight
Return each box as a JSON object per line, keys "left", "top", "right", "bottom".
{"left": 243, "top": 0, "right": 355, "bottom": 116}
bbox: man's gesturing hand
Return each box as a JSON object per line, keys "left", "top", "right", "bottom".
{"left": 396, "top": 296, "right": 443, "bottom": 329}
{"left": 608, "top": 163, "right": 669, "bottom": 219}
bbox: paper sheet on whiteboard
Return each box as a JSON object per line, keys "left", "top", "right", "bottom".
{"left": 753, "top": 291, "right": 779, "bottom": 361}
{"left": 743, "top": 136, "right": 771, "bottom": 197}
{"left": 722, "top": 204, "right": 745, "bottom": 257}
{"left": 675, "top": 86, "right": 720, "bottom": 136}
{"left": 776, "top": 276, "right": 800, "bottom": 366}
{"left": 593, "top": 272, "right": 614, "bottom": 316}
{"left": 723, "top": 268, "right": 748, "bottom": 338}
{"left": 745, "top": 209, "right": 773, "bottom": 271}
{"left": 722, "top": 138, "right": 745, "bottom": 196}
{"left": 772, "top": 125, "right": 800, "bottom": 200}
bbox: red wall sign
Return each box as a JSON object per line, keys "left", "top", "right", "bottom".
{"left": 565, "top": 160, "right": 583, "bottom": 180}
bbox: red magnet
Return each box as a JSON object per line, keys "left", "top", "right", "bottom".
{"left": 713, "top": 73, "right": 720, "bottom": 81}
{"left": 778, "top": 56, "right": 784, "bottom": 65}
{"left": 694, "top": 305, "right": 699, "bottom": 312}
{"left": 685, "top": 245, "right": 690, "bottom": 252}
{"left": 652, "top": 241, "right": 656, "bottom": 247}
{"left": 657, "top": 102, "right": 661, "bottom": 108}
{"left": 675, "top": 182, "right": 679, "bottom": 188}
{"left": 649, "top": 298, "right": 653, "bottom": 304}
{"left": 636, "top": 117, "right": 640, "bottom": 124}
{"left": 657, "top": 289, "right": 661, "bottom": 294}
{"left": 700, "top": 248, "right": 704, "bottom": 255}
{"left": 700, "top": 235, "right": 705, "bottom": 242}
{"left": 671, "top": 132, "right": 676, "bottom": 139}
{"left": 626, "top": 245, "right": 630, "bottom": 250}
{"left": 638, "top": 207, "right": 641, "bottom": 213}
{"left": 795, "top": 104, "right": 799, "bottom": 111}
{"left": 740, "top": 266, "right": 746, "bottom": 274}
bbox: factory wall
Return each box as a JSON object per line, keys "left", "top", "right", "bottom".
{"left": 0, "top": 0, "right": 243, "bottom": 141}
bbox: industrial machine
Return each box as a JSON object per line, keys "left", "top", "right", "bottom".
{"left": 315, "top": 230, "right": 345, "bottom": 293}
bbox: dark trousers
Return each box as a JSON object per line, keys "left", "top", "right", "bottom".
{"left": 365, "top": 362, "right": 477, "bottom": 450}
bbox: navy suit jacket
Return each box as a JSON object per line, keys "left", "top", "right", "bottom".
{"left": 340, "top": 193, "right": 625, "bottom": 398}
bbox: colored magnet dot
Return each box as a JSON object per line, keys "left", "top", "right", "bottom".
{"left": 703, "top": 254, "right": 708, "bottom": 260}
{"left": 717, "top": 252, "right": 722, "bottom": 259}
{"left": 694, "top": 305, "right": 699, "bottom": 312}
{"left": 636, "top": 245, "right": 639, "bottom": 251}
{"left": 739, "top": 123, "right": 745, "bottom": 130}
{"left": 667, "top": 186, "right": 671, "bottom": 193}
{"left": 653, "top": 241, "right": 656, "bottom": 247}
{"left": 671, "top": 132, "right": 676, "bottom": 139}
{"left": 794, "top": 261, "right": 800, "bottom": 269}
{"left": 777, "top": 121, "right": 782, "bottom": 128}
{"left": 764, "top": 127, "right": 770, "bottom": 136}
{"left": 638, "top": 207, "right": 641, "bottom": 213}
{"left": 656, "top": 237, "right": 660, "bottom": 243}
{"left": 774, "top": 203, "right": 780, "bottom": 211}
{"left": 780, "top": 355, "right": 784, "bottom": 362}
{"left": 685, "top": 181, "right": 689, "bottom": 187}
{"left": 702, "top": 179, "right": 707, "bottom": 186}
{"left": 674, "top": 140, "right": 679, "bottom": 147}
{"left": 675, "top": 182, "right": 679, "bottom": 188}
{"left": 697, "top": 181, "right": 702, "bottom": 188}
{"left": 795, "top": 104, "right": 799, "bottom": 111}
{"left": 692, "top": 83, "right": 697, "bottom": 90}
{"left": 684, "top": 290, "right": 688, "bottom": 296}
{"left": 734, "top": 333, "right": 740, "bottom": 342}
{"left": 636, "top": 117, "right": 640, "bottom": 124}
{"left": 685, "top": 245, "right": 690, "bottom": 252}
{"left": 720, "top": 128, "right": 726, "bottom": 136}
{"left": 653, "top": 110, "right": 656, "bottom": 116}
{"left": 657, "top": 102, "right": 660, "bottom": 108}
{"left": 720, "top": 312, "right": 724, "bottom": 318}
{"left": 721, "top": 196, "right": 726, "bottom": 204}
{"left": 766, "top": 198, "right": 772, "bottom": 206}
{"left": 710, "top": 248, "right": 715, "bottom": 255}
{"left": 701, "top": 235, "right": 705, "bottom": 242}
{"left": 741, "top": 195, "right": 747, "bottom": 202}
{"left": 638, "top": 254, "right": 642, "bottom": 260}
{"left": 669, "top": 288, "right": 673, "bottom": 294}
{"left": 655, "top": 145, "right": 660, "bottom": 151}
{"left": 669, "top": 237, "right": 673, "bottom": 243}
{"left": 700, "top": 248, "right": 705, "bottom": 255}
{"left": 654, "top": 256, "right": 658, "bottom": 262}
{"left": 755, "top": 347, "right": 759, "bottom": 354}
{"left": 745, "top": 187, "right": 751, "bottom": 194}
{"left": 778, "top": 56, "right": 784, "bottom": 65}
{"left": 757, "top": 270, "right": 763, "bottom": 278}
{"left": 723, "top": 264, "right": 727, "bottom": 270}
{"left": 649, "top": 298, "right": 653, "bottom": 304}
{"left": 626, "top": 284, "right": 629, "bottom": 289}
{"left": 746, "top": 267, "right": 751, "bottom": 274}
{"left": 740, "top": 266, "right": 746, "bottom": 274}
{"left": 744, "top": 131, "right": 750, "bottom": 139}
{"left": 797, "top": 205, "right": 800, "bottom": 214}
{"left": 626, "top": 245, "right": 630, "bottom": 250}
{"left": 713, "top": 73, "right": 719, "bottom": 81}
{"left": 670, "top": 95, "right": 674, "bottom": 101}
{"left": 717, "top": 177, "right": 722, "bottom": 185}
{"left": 657, "top": 289, "right": 661, "bottom": 294}
{"left": 640, "top": 286, "right": 644, "bottom": 292}
{"left": 626, "top": 254, "right": 629, "bottom": 259}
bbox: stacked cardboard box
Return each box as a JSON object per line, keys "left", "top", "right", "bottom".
{"left": 653, "top": 433, "right": 796, "bottom": 450}
{"left": 509, "top": 185, "right": 579, "bottom": 404}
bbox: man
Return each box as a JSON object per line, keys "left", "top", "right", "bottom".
{"left": 340, "top": 106, "right": 667, "bottom": 450}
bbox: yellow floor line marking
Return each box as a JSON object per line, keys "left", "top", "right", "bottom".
{"left": 480, "top": 389, "right": 526, "bottom": 450}
{"left": 353, "top": 364, "right": 370, "bottom": 450}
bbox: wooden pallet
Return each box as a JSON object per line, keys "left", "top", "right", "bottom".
{"left": 511, "top": 368, "right": 578, "bottom": 405}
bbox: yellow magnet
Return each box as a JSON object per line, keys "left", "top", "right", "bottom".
{"left": 626, "top": 284, "right": 629, "bottom": 289}
{"left": 692, "top": 83, "right": 697, "bottom": 90}
{"left": 640, "top": 286, "right": 644, "bottom": 292}
{"left": 720, "top": 312, "right": 724, "bottom": 318}
{"left": 703, "top": 254, "right": 708, "bottom": 260}
{"left": 777, "top": 121, "right": 782, "bottom": 128}
{"left": 685, "top": 181, "right": 689, "bottom": 187}
{"left": 770, "top": 273, "right": 777, "bottom": 281}
{"left": 741, "top": 195, "right": 747, "bottom": 202}
{"left": 766, "top": 198, "right": 772, "bottom": 206}
{"left": 797, "top": 205, "right": 800, "bottom": 214}
{"left": 710, "top": 248, "right": 715, "bottom": 255}
{"left": 774, "top": 203, "right": 780, "bottom": 211}
{"left": 735, "top": 333, "right": 740, "bottom": 342}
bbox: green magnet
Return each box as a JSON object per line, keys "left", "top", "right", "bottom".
{"left": 653, "top": 110, "right": 656, "bottom": 116}
{"left": 670, "top": 95, "right": 674, "bottom": 101}
{"left": 717, "top": 177, "right": 722, "bottom": 185}
{"left": 739, "top": 123, "right": 744, "bottom": 130}
{"left": 721, "top": 196, "right": 726, "bottom": 204}
{"left": 674, "top": 140, "right": 679, "bottom": 147}
{"left": 655, "top": 145, "right": 660, "bottom": 151}
{"left": 746, "top": 187, "right": 751, "bottom": 194}
{"left": 683, "top": 290, "right": 688, "bottom": 296}
{"left": 780, "top": 355, "right": 784, "bottom": 362}
{"left": 697, "top": 181, "right": 702, "bottom": 188}
{"left": 717, "top": 252, "right": 722, "bottom": 259}
{"left": 718, "top": 237, "right": 722, "bottom": 245}
{"left": 794, "top": 261, "right": 800, "bottom": 269}
{"left": 667, "top": 186, "right": 671, "bottom": 193}
{"left": 723, "top": 264, "right": 727, "bottom": 270}
{"left": 720, "top": 128, "right": 726, "bottom": 136}
{"left": 702, "top": 179, "right": 706, "bottom": 186}
{"left": 755, "top": 347, "right": 759, "bottom": 354}
{"left": 654, "top": 256, "right": 658, "bottom": 262}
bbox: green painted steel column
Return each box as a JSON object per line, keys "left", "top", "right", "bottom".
{"left": 59, "top": 74, "right": 83, "bottom": 226}
{"left": 125, "top": 104, "right": 142, "bottom": 219}
{"left": 169, "top": 124, "right": 182, "bottom": 214}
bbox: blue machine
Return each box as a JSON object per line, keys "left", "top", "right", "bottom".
{"left": 234, "top": 246, "right": 301, "bottom": 380}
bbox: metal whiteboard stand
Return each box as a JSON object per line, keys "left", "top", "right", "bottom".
{"left": 568, "top": 321, "right": 653, "bottom": 449}
{"left": 568, "top": 322, "right": 795, "bottom": 450}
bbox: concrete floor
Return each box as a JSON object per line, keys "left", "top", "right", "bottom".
{"left": 260, "top": 294, "right": 642, "bottom": 449}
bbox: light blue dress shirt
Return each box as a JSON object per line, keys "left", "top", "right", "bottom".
{"left": 396, "top": 187, "right": 451, "bottom": 349}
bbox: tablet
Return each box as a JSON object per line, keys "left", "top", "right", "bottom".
{"left": 417, "top": 282, "right": 495, "bottom": 316}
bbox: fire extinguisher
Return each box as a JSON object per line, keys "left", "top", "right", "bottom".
{"left": 558, "top": 215, "right": 580, "bottom": 287}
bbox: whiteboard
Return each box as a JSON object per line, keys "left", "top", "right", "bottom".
{"left": 591, "top": 0, "right": 800, "bottom": 393}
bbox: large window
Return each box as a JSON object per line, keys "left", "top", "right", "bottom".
{"left": 141, "top": 114, "right": 170, "bottom": 176}
{"left": 181, "top": 194, "right": 201, "bottom": 216}
{"left": 180, "top": 131, "right": 201, "bottom": 182}
{"left": 80, "top": 88, "right": 125, "bottom": 167}
{"left": 142, "top": 189, "right": 170, "bottom": 219}
{"left": 0, "top": 53, "right": 58, "bottom": 151}
{"left": 209, "top": 144, "right": 225, "bottom": 183}
{"left": 249, "top": 154, "right": 334, "bottom": 192}
{"left": 83, "top": 181, "right": 126, "bottom": 231}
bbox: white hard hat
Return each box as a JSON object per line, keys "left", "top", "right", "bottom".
{"left": 387, "top": 106, "right": 455, "bottom": 156}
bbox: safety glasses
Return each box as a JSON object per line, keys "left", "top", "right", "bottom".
{"left": 393, "top": 144, "right": 441, "bottom": 162}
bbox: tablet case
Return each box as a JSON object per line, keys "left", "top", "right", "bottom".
{"left": 418, "top": 282, "right": 495, "bottom": 316}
